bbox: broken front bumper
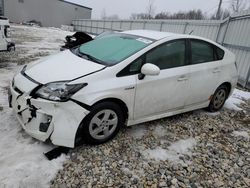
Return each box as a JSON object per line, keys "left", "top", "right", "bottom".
{"left": 9, "top": 85, "right": 54, "bottom": 141}
{"left": 9, "top": 74, "right": 90, "bottom": 148}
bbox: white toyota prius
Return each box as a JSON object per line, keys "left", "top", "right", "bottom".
{"left": 9, "top": 30, "right": 238, "bottom": 148}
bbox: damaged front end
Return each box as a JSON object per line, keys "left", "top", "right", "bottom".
{"left": 9, "top": 69, "right": 90, "bottom": 148}
{"left": 9, "top": 74, "right": 54, "bottom": 142}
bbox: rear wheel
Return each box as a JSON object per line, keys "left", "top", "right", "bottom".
{"left": 207, "top": 85, "right": 228, "bottom": 112}
{"left": 76, "top": 102, "right": 124, "bottom": 145}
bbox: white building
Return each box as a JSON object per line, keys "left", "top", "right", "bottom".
{"left": 2, "top": 0, "right": 92, "bottom": 27}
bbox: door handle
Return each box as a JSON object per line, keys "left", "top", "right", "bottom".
{"left": 177, "top": 76, "right": 188, "bottom": 81}
{"left": 213, "top": 68, "right": 221, "bottom": 73}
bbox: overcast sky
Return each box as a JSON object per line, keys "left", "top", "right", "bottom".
{"left": 68, "top": 0, "right": 235, "bottom": 19}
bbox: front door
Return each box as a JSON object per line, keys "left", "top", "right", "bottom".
{"left": 134, "top": 39, "right": 190, "bottom": 119}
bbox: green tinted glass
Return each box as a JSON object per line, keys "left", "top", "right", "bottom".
{"left": 79, "top": 34, "right": 151, "bottom": 66}
{"left": 191, "top": 40, "right": 214, "bottom": 64}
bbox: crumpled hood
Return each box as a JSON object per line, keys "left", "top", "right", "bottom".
{"left": 24, "top": 50, "right": 105, "bottom": 84}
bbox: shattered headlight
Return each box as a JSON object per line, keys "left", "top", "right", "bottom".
{"left": 34, "top": 81, "right": 87, "bottom": 102}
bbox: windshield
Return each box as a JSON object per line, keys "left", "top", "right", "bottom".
{"left": 77, "top": 33, "right": 153, "bottom": 66}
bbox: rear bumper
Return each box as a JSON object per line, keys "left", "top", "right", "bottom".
{"left": 9, "top": 83, "right": 89, "bottom": 148}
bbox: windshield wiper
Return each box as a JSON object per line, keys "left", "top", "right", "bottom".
{"left": 77, "top": 50, "right": 104, "bottom": 64}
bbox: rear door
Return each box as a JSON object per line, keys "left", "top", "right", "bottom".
{"left": 186, "top": 39, "right": 222, "bottom": 106}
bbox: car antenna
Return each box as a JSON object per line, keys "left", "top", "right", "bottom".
{"left": 189, "top": 30, "right": 194, "bottom": 35}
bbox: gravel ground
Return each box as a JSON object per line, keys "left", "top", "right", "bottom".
{"left": 51, "top": 104, "right": 250, "bottom": 188}
{"left": 1, "top": 25, "right": 250, "bottom": 188}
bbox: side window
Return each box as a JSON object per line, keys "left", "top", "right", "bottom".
{"left": 191, "top": 40, "right": 214, "bottom": 64}
{"left": 145, "top": 40, "right": 186, "bottom": 70}
{"left": 117, "top": 57, "right": 143, "bottom": 77}
{"left": 215, "top": 47, "right": 225, "bottom": 60}
{"left": 129, "top": 58, "right": 143, "bottom": 73}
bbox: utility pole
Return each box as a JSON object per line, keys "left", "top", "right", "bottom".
{"left": 216, "top": 0, "right": 223, "bottom": 20}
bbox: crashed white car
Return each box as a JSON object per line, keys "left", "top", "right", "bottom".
{"left": 9, "top": 30, "right": 238, "bottom": 148}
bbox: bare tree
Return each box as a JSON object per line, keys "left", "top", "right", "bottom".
{"left": 155, "top": 12, "right": 170, "bottom": 19}
{"left": 106, "top": 14, "right": 119, "bottom": 20}
{"left": 211, "top": 8, "right": 231, "bottom": 19}
{"left": 130, "top": 0, "right": 156, "bottom": 20}
{"left": 155, "top": 10, "right": 205, "bottom": 20}
{"left": 231, "top": 0, "right": 246, "bottom": 13}
{"left": 130, "top": 13, "right": 150, "bottom": 20}
{"left": 146, "top": 0, "right": 156, "bottom": 19}
{"left": 130, "top": 13, "right": 139, "bottom": 20}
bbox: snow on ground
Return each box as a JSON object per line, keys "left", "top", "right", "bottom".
{"left": 0, "top": 25, "right": 71, "bottom": 188}
{"left": 13, "top": 25, "right": 72, "bottom": 58}
{"left": 224, "top": 88, "right": 250, "bottom": 111}
{"left": 142, "top": 138, "right": 196, "bottom": 163}
{"left": 153, "top": 124, "right": 167, "bottom": 137}
{"left": 128, "top": 125, "right": 148, "bottom": 139}
{"left": 232, "top": 131, "right": 250, "bottom": 139}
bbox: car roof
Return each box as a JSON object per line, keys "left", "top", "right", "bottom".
{"left": 122, "top": 30, "right": 182, "bottom": 40}
{"left": 121, "top": 30, "right": 224, "bottom": 49}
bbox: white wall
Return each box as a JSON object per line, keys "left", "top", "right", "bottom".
{"left": 4, "top": 0, "right": 92, "bottom": 27}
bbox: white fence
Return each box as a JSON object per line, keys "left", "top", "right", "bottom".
{"left": 72, "top": 10, "right": 250, "bottom": 89}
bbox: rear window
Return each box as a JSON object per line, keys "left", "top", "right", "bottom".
{"left": 191, "top": 40, "right": 214, "bottom": 64}
{"left": 190, "top": 39, "right": 225, "bottom": 64}
{"left": 79, "top": 34, "right": 153, "bottom": 66}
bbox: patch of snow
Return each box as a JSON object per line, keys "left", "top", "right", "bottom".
{"left": 168, "top": 138, "right": 196, "bottom": 154}
{"left": 0, "top": 85, "right": 67, "bottom": 187}
{"left": 232, "top": 131, "right": 250, "bottom": 139}
{"left": 153, "top": 125, "right": 166, "bottom": 137}
{"left": 233, "top": 89, "right": 250, "bottom": 99}
{"left": 128, "top": 125, "right": 147, "bottom": 139}
{"left": 143, "top": 138, "right": 196, "bottom": 163}
{"left": 0, "top": 25, "right": 69, "bottom": 187}
{"left": 224, "top": 89, "right": 250, "bottom": 111}
{"left": 204, "top": 111, "right": 221, "bottom": 116}
{"left": 13, "top": 25, "right": 73, "bottom": 58}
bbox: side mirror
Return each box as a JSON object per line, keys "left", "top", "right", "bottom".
{"left": 141, "top": 63, "right": 160, "bottom": 76}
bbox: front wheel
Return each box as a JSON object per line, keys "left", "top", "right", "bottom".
{"left": 77, "top": 102, "right": 124, "bottom": 145}
{"left": 207, "top": 85, "right": 228, "bottom": 112}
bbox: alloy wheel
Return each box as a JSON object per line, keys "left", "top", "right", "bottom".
{"left": 89, "top": 109, "right": 118, "bottom": 140}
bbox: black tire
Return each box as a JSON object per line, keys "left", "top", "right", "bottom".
{"left": 75, "top": 102, "right": 124, "bottom": 145}
{"left": 207, "top": 85, "right": 229, "bottom": 112}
